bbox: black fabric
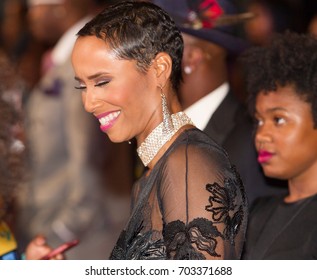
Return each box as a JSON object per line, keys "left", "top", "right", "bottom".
{"left": 243, "top": 194, "right": 317, "bottom": 259}
{"left": 109, "top": 128, "right": 248, "bottom": 260}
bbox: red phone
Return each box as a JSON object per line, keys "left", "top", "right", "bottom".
{"left": 40, "top": 239, "right": 79, "bottom": 260}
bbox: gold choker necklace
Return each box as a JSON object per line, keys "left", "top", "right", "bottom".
{"left": 137, "top": 112, "right": 193, "bottom": 166}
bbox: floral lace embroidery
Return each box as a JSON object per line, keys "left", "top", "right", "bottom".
{"left": 110, "top": 223, "right": 166, "bottom": 260}
{"left": 163, "top": 218, "right": 222, "bottom": 259}
{"left": 205, "top": 177, "right": 244, "bottom": 245}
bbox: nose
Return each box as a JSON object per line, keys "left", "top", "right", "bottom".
{"left": 255, "top": 124, "right": 272, "bottom": 149}
{"left": 82, "top": 89, "right": 98, "bottom": 113}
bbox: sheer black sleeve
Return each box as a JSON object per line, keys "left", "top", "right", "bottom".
{"left": 158, "top": 133, "right": 247, "bottom": 259}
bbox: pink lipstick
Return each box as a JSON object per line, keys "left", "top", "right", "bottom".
{"left": 96, "top": 111, "right": 121, "bottom": 133}
{"left": 257, "top": 150, "right": 273, "bottom": 164}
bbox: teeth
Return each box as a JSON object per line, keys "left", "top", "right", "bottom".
{"left": 99, "top": 111, "right": 120, "bottom": 126}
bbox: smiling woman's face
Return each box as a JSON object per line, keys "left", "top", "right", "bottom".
{"left": 71, "top": 35, "right": 162, "bottom": 144}
{"left": 254, "top": 85, "right": 317, "bottom": 181}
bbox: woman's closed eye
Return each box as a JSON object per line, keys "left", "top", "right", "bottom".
{"left": 95, "top": 80, "right": 109, "bottom": 87}
{"left": 74, "top": 77, "right": 86, "bottom": 90}
{"left": 74, "top": 84, "right": 86, "bottom": 90}
{"left": 73, "top": 78, "right": 110, "bottom": 91}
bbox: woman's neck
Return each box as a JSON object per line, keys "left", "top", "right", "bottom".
{"left": 285, "top": 174, "right": 317, "bottom": 203}
{"left": 137, "top": 112, "right": 194, "bottom": 169}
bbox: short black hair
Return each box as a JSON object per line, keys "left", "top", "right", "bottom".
{"left": 77, "top": 1, "right": 184, "bottom": 92}
{"left": 243, "top": 31, "right": 317, "bottom": 128}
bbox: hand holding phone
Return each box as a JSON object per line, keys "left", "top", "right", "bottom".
{"left": 40, "top": 239, "right": 79, "bottom": 260}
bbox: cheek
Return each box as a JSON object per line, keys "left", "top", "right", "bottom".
{"left": 274, "top": 132, "right": 298, "bottom": 162}
{"left": 105, "top": 84, "right": 134, "bottom": 108}
{"left": 295, "top": 130, "right": 317, "bottom": 157}
{"left": 282, "top": 127, "right": 308, "bottom": 148}
{"left": 275, "top": 128, "right": 315, "bottom": 168}
{"left": 116, "top": 78, "right": 155, "bottom": 110}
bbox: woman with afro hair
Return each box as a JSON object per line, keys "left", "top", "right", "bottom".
{"left": 242, "top": 31, "right": 317, "bottom": 259}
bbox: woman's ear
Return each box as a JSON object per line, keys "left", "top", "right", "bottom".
{"left": 153, "top": 52, "right": 172, "bottom": 87}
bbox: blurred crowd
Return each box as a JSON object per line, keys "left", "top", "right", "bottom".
{"left": 0, "top": 0, "right": 317, "bottom": 259}
{"left": 0, "top": 0, "right": 134, "bottom": 260}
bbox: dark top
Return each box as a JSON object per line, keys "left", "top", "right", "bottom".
{"left": 243, "top": 194, "right": 317, "bottom": 259}
{"left": 110, "top": 128, "right": 248, "bottom": 260}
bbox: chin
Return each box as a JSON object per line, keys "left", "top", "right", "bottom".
{"left": 263, "top": 169, "right": 288, "bottom": 181}
{"left": 106, "top": 133, "right": 128, "bottom": 144}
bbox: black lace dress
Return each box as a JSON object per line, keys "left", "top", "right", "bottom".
{"left": 110, "top": 128, "right": 248, "bottom": 260}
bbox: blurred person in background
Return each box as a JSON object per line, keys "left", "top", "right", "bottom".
{"left": 0, "top": 94, "right": 63, "bottom": 260}
{"left": 0, "top": 0, "right": 48, "bottom": 96}
{"left": 0, "top": 0, "right": 29, "bottom": 64}
{"left": 154, "top": 0, "right": 287, "bottom": 206}
{"left": 15, "top": 0, "right": 133, "bottom": 260}
{"left": 308, "top": 13, "right": 317, "bottom": 37}
{"left": 244, "top": 0, "right": 306, "bottom": 46}
{"left": 308, "top": 16, "right": 317, "bottom": 37}
{"left": 305, "top": 0, "right": 317, "bottom": 37}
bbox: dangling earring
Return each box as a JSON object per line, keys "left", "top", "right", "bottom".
{"left": 184, "top": 66, "right": 192, "bottom": 74}
{"left": 160, "top": 85, "right": 174, "bottom": 134}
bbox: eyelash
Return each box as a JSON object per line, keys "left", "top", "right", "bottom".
{"left": 254, "top": 118, "right": 263, "bottom": 127}
{"left": 94, "top": 81, "right": 109, "bottom": 87}
{"left": 75, "top": 85, "right": 86, "bottom": 90}
{"left": 254, "top": 117, "right": 286, "bottom": 128}
{"left": 74, "top": 80, "right": 109, "bottom": 90}
{"left": 274, "top": 117, "right": 286, "bottom": 125}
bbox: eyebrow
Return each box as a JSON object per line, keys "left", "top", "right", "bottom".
{"left": 255, "top": 107, "right": 288, "bottom": 116}
{"left": 267, "top": 107, "right": 288, "bottom": 113}
{"left": 74, "top": 72, "right": 109, "bottom": 81}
